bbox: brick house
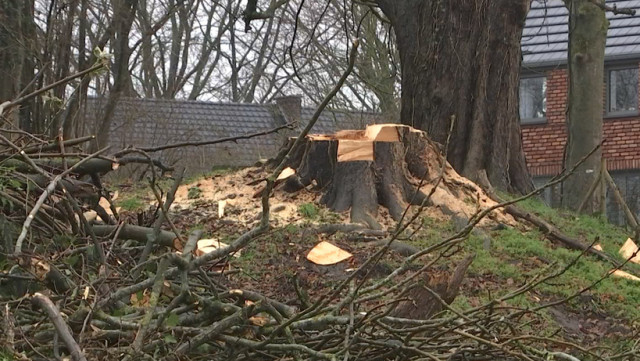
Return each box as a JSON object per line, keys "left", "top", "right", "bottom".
{"left": 520, "top": 0, "right": 640, "bottom": 222}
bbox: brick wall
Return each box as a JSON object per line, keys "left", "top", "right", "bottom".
{"left": 522, "top": 63, "right": 640, "bottom": 177}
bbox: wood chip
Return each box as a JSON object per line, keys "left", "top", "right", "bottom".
{"left": 610, "top": 269, "right": 640, "bottom": 282}
{"left": 276, "top": 167, "right": 296, "bottom": 181}
{"left": 82, "top": 211, "right": 97, "bottom": 222}
{"left": 249, "top": 316, "right": 269, "bottom": 326}
{"left": 218, "top": 200, "right": 227, "bottom": 218}
{"left": 196, "top": 238, "right": 240, "bottom": 258}
{"left": 337, "top": 140, "right": 374, "bottom": 162}
{"left": 307, "top": 241, "right": 353, "bottom": 265}
{"left": 619, "top": 238, "right": 640, "bottom": 264}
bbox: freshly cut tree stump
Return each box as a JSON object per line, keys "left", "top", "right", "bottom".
{"left": 277, "top": 124, "right": 447, "bottom": 229}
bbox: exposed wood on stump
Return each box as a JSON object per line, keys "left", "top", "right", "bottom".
{"left": 278, "top": 124, "right": 440, "bottom": 229}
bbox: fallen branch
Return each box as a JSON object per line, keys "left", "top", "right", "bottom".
{"left": 20, "top": 135, "right": 95, "bottom": 155}
{"left": 92, "top": 224, "right": 177, "bottom": 247}
{"left": 31, "top": 293, "right": 87, "bottom": 361}
{"left": 14, "top": 147, "right": 110, "bottom": 254}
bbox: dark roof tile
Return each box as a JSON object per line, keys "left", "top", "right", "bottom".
{"left": 523, "top": 0, "right": 640, "bottom": 67}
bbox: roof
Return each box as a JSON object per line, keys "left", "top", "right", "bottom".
{"left": 83, "top": 97, "right": 382, "bottom": 170}
{"left": 523, "top": 0, "right": 640, "bottom": 68}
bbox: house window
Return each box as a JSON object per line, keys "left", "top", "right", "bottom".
{"left": 607, "top": 67, "right": 639, "bottom": 117}
{"left": 519, "top": 76, "right": 547, "bottom": 123}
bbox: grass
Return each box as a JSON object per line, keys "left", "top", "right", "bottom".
{"left": 298, "top": 203, "right": 319, "bottom": 219}
{"left": 117, "top": 197, "right": 146, "bottom": 211}
{"left": 182, "top": 166, "right": 236, "bottom": 184}
{"left": 461, "top": 196, "right": 640, "bottom": 321}
{"left": 0, "top": 349, "right": 12, "bottom": 361}
{"left": 188, "top": 189, "right": 637, "bottom": 355}
{"left": 398, "top": 196, "right": 640, "bottom": 327}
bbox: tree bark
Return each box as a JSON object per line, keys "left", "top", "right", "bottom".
{"left": 281, "top": 125, "right": 439, "bottom": 229}
{"left": 562, "top": 0, "right": 607, "bottom": 212}
{"left": 0, "top": 0, "right": 36, "bottom": 132}
{"left": 376, "top": 0, "right": 533, "bottom": 193}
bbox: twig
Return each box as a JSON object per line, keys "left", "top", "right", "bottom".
{"left": 14, "top": 146, "right": 110, "bottom": 254}
{"left": 31, "top": 293, "right": 88, "bottom": 361}
{"left": 0, "top": 63, "right": 104, "bottom": 117}
{"left": 134, "top": 168, "right": 185, "bottom": 278}
{"left": 114, "top": 122, "right": 294, "bottom": 156}
{"left": 167, "top": 305, "right": 257, "bottom": 360}
{"left": 589, "top": 0, "right": 636, "bottom": 15}
{"left": 129, "top": 257, "right": 170, "bottom": 356}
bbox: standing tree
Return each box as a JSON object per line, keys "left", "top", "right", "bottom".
{"left": 562, "top": 1, "right": 635, "bottom": 212}
{"left": 0, "top": 0, "right": 36, "bottom": 132}
{"left": 562, "top": 0, "right": 607, "bottom": 212}
{"left": 374, "top": 1, "right": 534, "bottom": 193}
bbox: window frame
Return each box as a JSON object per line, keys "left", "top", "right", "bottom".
{"left": 519, "top": 74, "right": 548, "bottom": 125}
{"left": 605, "top": 64, "right": 640, "bottom": 119}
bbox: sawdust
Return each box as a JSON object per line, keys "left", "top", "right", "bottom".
{"left": 158, "top": 124, "right": 515, "bottom": 230}
{"left": 169, "top": 168, "right": 316, "bottom": 227}
{"left": 163, "top": 161, "right": 513, "bottom": 231}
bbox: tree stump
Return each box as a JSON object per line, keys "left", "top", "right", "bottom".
{"left": 278, "top": 124, "right": 448, "bottom": 229}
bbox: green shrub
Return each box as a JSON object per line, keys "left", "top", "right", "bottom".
{"left": 298, "top": 203, "right": 319, "bottom": 219}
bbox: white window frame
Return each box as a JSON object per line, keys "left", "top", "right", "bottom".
{"left": 519, "top": 75, "right": 547, "bottom": 125}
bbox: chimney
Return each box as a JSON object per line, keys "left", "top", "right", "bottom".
{"left": 275, "top": 95, "right": 302, "bottom": 126}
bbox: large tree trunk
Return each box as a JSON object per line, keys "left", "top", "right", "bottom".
{"left": 375, "top": 0, "right": 533, "bottom": 193}
{"left": 563, "top": 0, "right": 607, "bottom": 212}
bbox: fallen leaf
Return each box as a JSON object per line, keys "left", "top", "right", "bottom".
{"left": 593, "top": 244, "right": 603, "bottom": 251}
{"left": 307, "top": 241, "right": 353, "bottom": 265}
{"left": 131, "top": 289, "right": 151, "bottom": 307}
